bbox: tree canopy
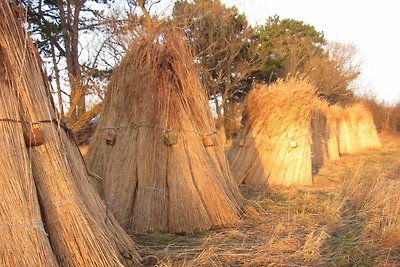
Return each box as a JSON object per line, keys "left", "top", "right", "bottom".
{"left": 254, "top": 15, "right": 360, "bottom": 103}
{"left": 172, "top": 0, "right": 263, "bottom": 115}
{"left": 22, "top": 0, "right": 113, "bottom": 120}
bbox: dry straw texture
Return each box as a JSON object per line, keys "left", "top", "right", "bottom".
{"left": 86, "top": 30, "right": 243, "bottom": 234}
{"left": 348, "top": 104, "right": 381, "bottom": 149}
{"left": 336, "top": 106, "right": 362, "bottom": 154}
{"left": 335, "top": 104, "right": 381, "bottom": 154}
{"left": 229, "top": 78, "right": 328, "bottom": 188}
{"left": 0, "top": 3, "right": 139, "bottom": 266}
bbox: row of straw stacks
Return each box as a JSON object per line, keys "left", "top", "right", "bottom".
{"left": 229, "top": 78, "right": 381, "bottom": 189}
{"left": 0, "top": 2, "right": 382, "bottom": 265}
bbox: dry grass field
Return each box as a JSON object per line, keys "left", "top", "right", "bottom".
{"left": 132, "top": 133, "right": 400, "bottom": 266}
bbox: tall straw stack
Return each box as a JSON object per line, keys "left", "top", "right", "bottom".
{"left": 86, "top": 30, "right": 243, "bottom": 233}
{"left": 0, "top": 2, "right": 139, "bottom": 266}
{"left": 332, "top": 103, "right": 381, "bottom": 155}
{"left": 229, "top": 78, "right": 326, "bottom": 188}
{"left": 347, "top": 104, "right": 381, "bottom": 149}
{"left": 337, "top": 104, "right": 381, "bottom": 154}
{"left": 0, "top": 47, "right": 58, "bottom": 266}
{"left": 337, "top": 107, "right": 361, "bottom": 154}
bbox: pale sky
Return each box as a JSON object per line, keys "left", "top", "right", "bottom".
{"left": 221, "top": 0, "right": 400, "bottom": 104}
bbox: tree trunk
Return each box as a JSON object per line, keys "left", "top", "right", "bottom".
{"left": 137, "top": 0, "right": 153, "bottom": 35}
{"left": 57, "top": 0, "right": 86, "bottom": 122}
{"left": 72, "top": 1, "right": 85, "bottom": 116}
{"left": 51, "top": 43, "right": 64, "bottom": 116}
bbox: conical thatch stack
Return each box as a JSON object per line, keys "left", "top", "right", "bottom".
{"left": 229, "top": 78, "right": 327, "bottom": 188}
{"left": 332, "top": 103, "right": 381, "bottom": 155}
{"left": 347, "top": 104, "right": 381, "bottom": 149}
{"left": 337, "top": 107, "right": 361, "bottom": 154}
{"left": 0, "top": 3, "right": 139, "bottom": 266}
{"left": 86, "top": 31, "right": 243, "bottom": 233}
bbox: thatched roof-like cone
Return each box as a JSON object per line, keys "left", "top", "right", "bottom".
{"left": 0, "top": 52, "right": 58, "bottom": 266}
{"left": 348, "top": 104, "right": 381, "bottom": 149}
{"left": 337, "top": 107, "right": 361, "bottom": 154}
{"left": 0, "top": 3, "right": 139, "bottom": 266}
{"left": 328, "top": 103, "right": 380, "bottom": 156}
{"left": 86, "top": 31, "right": 243, "bottom": 233}
{"left": 229, "top": 78, "right": 328, "bottom": 188}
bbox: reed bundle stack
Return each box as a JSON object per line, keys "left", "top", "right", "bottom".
{"left": 229, "top": 78, "right": 327, "bottom": 188}
{"left": 336, "top": 106, "right": 361, "bottom": 154}
{"left": 86, "top": 31, "right": 243, "bottom": 234}
{"left": 0, "top": 3, "right": 139, "bottom": 266}
{"left": 347, "top": 104, "right": 381, "bottom": 149}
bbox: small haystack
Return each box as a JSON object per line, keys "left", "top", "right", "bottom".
{"left": 345, "top": 104, "right": 381, "bottom": 150}
{"left": 0, "top": 3, "right": 139, "bottom": 266}
{"left": 86, "top": 31, "right": 243, "bottom": 233}
{"left": 326, "top": 103, "right": 380, "bottom": 156}
{"left": 229, "top": 78, "right": 328, "bottom": 188}
{"left": 336, "top": 106, "right": 361, "bottom": 154}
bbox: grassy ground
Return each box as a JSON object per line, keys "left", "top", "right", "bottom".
{"left": 132, "top": 133, "right": 400, "bottom": 266}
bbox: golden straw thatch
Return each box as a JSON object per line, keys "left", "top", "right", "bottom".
{"left": 336, "top": 106, "right": 361, "bottom": 154}
{"left": 229, "top": 78, "right": 329, "bottom": 188}
{"left": 336, "top": 104, "right": 381, "bottom": 154}
{"left": 86, "top": 31, "right": 243, "bottom": 233}
{"left": 0, "top": 3, "right": 139, "bottom": 265}
{"left": 349, "top": 104, "right": 381, "bottom": 149}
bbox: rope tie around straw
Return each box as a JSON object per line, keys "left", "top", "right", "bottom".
{"left": 88, "top": 171, "right": 170, "bottom": 194}
{"left": 239, "top": 133, "right": 379, "bottom": 146}
{"left": 96, "top": 122, "right": 219, "bottom": 137}
{"left": 34, "top": 221, "right": 49, "bottom": 236}
{"left": 42, "top": 196, "right": 82, "bottom": 208}
{"left": 0, "top": 118, "right": 57, "bottom": 125}
{"left": 238, "top": 133, "right": 311, "bottom": 148}
{"left": 145, "top": 187, "right": 165, "bottom": 193}
{"left": 241, "top": 133, "right": 309, "bottom": 142}
{"left": 0, "top": 117, "right": 75, "bottom": 138}
{"left": 0, "top": 196, "right": 81, "bottom": 206}
{"left": 0, "top": 220, "right": 49, "bottom": 236}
